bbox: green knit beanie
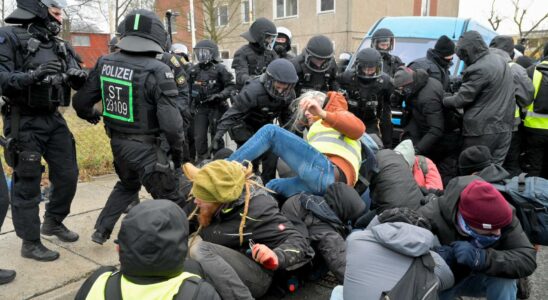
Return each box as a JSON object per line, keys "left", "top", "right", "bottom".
{"left": 183, "top": 160, "right": 245, "bottom": 203}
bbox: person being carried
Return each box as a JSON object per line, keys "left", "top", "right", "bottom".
{"left": 228, "top": 91, "right": 365, "bottom": 198}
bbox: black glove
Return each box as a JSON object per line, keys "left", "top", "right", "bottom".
{"left": 205, "top": 93, "right": 223, "bottom": 103}
{"left": 434, "top": 245, "right": 456, "bottom": 268}
{"left": 66, "top": 68, "right": 88, "bottom": 88}
{"left": 171, "top": 150, "right": 183, "bottom": 168}
{"left": 86, "top": 109, "right": 101, "bottom": 125}
{"left": 211, "top": 135, "right": 223, "bottom": 152}
{"left": 451, "top": 241, "right": 487, "bottom": 271}
{"left": 30, "top": 61, "right": 63, "bottom": 82}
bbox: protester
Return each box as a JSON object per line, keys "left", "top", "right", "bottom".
{"left": 394, "top": 139, "right": 443, "bottom": 194}
{"left": 228, "top": 91, "right": 365, "bottom": 198}
{"left": 183, "top": 160, "right": 314, "bottom": 300}
{"left": 419, "top": 178, "right": 537, "bottom": 299}
{"left": 75, "top": 200, "right": 220, "bottom": 300}
{"left": 409, "top": 35, "right": 455, "bottom": 92}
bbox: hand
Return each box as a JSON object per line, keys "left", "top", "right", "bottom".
{"left": 252, "top": 244, "right": 279, "bottom": 270}
{"left": 86, "top": 109, "right": 101, "bottom": 125}
{"left": 205, "top": 93, "right": 223, "bottom": 103}
{"left": 66, "top": 68, "right": 88, "bottom": 89}
{"left": 434, "top": 245, "right": 456, "bottom": 267}
{"left": 299, "top": 98, "right": 326, "bottom": 119}
{"left": 30, "top": 61, "right": 63, "bottom": 82}
{"left": 211, "top": 135, "right": 223, "bottom": 152}
{"left": 451, "top": 241, "right": 486, "bottom": 271}
{"left": 442, "top": 97, "right": 452, "bottom": 108}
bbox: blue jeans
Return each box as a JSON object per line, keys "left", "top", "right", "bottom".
{"left": 440, "top": 274, "right": 517, "bottom": 300}
{"left": 228, "top": 124, "right": 335, "bottom": 198}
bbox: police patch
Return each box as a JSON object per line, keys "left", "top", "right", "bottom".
{"left": 165, "top": 72, "right": 175, "bottom": 79}
{"left": 176, "top": 75, "right": 186, "bottom": 85}
{"left": 170, "top": 56, "right": 181, "bottom": 67}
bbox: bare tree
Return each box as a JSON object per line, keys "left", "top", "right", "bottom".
{"left": 200, "top": 0, "right": 241, "bottom": 44}
{"left": 1, "top": 0, "right": 15, "bottom": 26}
{"left": 487, "top": 0, "right": 503, "bottom": 31}
{"left": 511, "top": 0, "right": 548, "bottom": 42}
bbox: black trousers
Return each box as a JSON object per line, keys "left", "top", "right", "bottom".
{"left": 3, "top": 112, "right": 78, "bottom": 241}
{"left": 462, "top": 131, "right": 512, "bottom": 166}
{"left": 379, "top": 100, "right": 393, "bottom": 148}
{"left": 503, "top": 131, "right": 523, "bottom": 177}
{"left": 524, "top": 130, "right": 548, "bottom": 179}
{"left": 94, "top": 138, "right": 187, "bottom": 235}
{"left": 183, "top": 114, "right": 196, "bottom": 163}
{"left": 193, "top": 105, "right": 226, "bottom": 162}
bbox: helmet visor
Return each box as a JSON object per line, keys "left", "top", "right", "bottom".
{"left": 357, "top": 61, "right": 383, "bottom": 79}
{"left": 193, "top": 48, "right": 213, "bottom": 63}
{"left": 372, "top": 37, "right": 395, "bottom": 52}
{"left": 263, "top": 33, "right": 278, "bottom": 51}
{"left": 41, "top": 0, "right": 67, "bottom": 9}
{"left": 265, "top": 77, "right": 295, "bottom": 101}
{"left": 305, "top": 53, "right": 333, "bottom": 73}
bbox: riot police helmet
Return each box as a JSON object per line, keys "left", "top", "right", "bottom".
{"left": 355, "top": 48, "right": 383, "bottom": 80}
{"left": 241, "top": 17, "right": 278, "bottom": 51}
{"left": 275, "top": 26, "right": 292, "bottom": 52}
{"left": 193, "top": 39, "right": 220, "bottom": 64}
{"left": 371, "top": 28, "right": 395, "bottom": 53}
{"left": 304, "top": 35, "right": 334, "bottom": 73}
{"left": 117, "top": 9, "right": 168, "bottom": 54}
{"left": 171, "top": 43, "right": 189, "bottom": 56}
{"left": 6, "top": 0, "right": 66, "bottom": 24}
{"left": 262, "top": 58, "right": 298, "bottom": 101}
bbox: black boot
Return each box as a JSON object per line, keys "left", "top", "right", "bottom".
{"left": 0, "top": 269, "right": 16, "bottom": 285}
{"left": 41, "top": 218, "right": 79, "bottom": 242}
{"left": 21, "top": 240, "right": 60, "bottom": 261}
{"left": 91, "top": 230, "right": 110, "bottom": 245}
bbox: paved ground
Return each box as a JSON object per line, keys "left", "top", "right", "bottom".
{"left": 0, "top": 174, "right": 546, "bottom": 300}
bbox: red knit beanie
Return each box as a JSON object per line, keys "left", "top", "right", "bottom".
{"left": 458, "top": 180, "right": 512, "bottom": 230}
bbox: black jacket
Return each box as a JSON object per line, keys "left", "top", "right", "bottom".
{"left": 188, "top": 62, "right": 235, "bottom": 108}
{"left": 291, "top": 53, "right": 339, "bottom": 96}
{"left": 185, "top": 186, "right": 314, "bottom": 270}
{"left": 402, "top": 69, "right": 445, "bottom": 155}
{"left": 476, "top": 164, "right": 511, "bottom": 183}
{"left": 408, "top": 49, "right": 452, "bottom": 91}
{"left": 418, "top": 175, "right": 537, "bottom": 281}
{"left": 281, "top": 183, "right": 366, "bottom": 282}
{"left": 381, "top": 52, "right": 404, "bottom": 77}
{"left": 443, "top": 31, "right": 515, "bottom": 136}
{"left": 369, "top": 149, "right": 424, "bottom": 213}
{"left": 158, "top": 52, "right": 192, "bottom": 124}
{"left": 231, "top": 43, "right": 277, "bottom": 89}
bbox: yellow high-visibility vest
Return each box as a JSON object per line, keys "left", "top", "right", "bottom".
{"left": 524, "top": 61, "right": 548, "bottom": 130}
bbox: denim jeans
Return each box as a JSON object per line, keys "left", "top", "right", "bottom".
{"left": 439, "top": 274, "right": 517, "bottom": 300}
{"left": 228, "top": 124, "right": 335, "bottom": 198}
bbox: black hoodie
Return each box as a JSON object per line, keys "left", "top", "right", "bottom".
{"left": 409, "top": 48, "right": 452, "bottom": 91}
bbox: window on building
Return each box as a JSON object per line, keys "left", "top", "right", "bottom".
{"left": 216, "top": 4, "right": 229, "bottom": 26}
{"left": 242, "top": 0, "right": 254, "bottom": 23}
{"left": 220, "top": 50, "right": 230, "bottom": 59}
{"left": 275, "top": 0, "right": 298, "bottom": 19}
{"left": 71, "top": 35, "right": 90, "bottom": 47}
{"left": 421, "top": 0, "right": 430, "bottom": 16}
{"left": 317, "top": 0, "right": 334, "bottom": 13}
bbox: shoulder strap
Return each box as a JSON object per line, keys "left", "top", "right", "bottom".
{"left": 104, "top": 271, "right": 123, "bottom": 300}
{"left": 174, "top": 276, "right": 201, "bottom": 300}
{"left": 417, "top": 155, "right": 429, "bottom": 176}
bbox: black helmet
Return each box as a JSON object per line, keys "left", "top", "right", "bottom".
{"left": 371, "top": 28, "right": 395, "bottom": 53}
{"left": 193, "top": 39, "right": 220, "bottom": 64}
{"left": 241, "top": 17, "right": 278, "bottom": 51}
{"left": 6, "top": 0, "right": 66, "bottom": 24}
{"left": 304, "top": 35, "right": 334, "bottom": 73}
{"left": 262, "top": 59, "right": 298, "bottom": 101}
{"left": 355, "top": 48, "right": 383, "bottom": 80}
{"left": 117, "top": 9, "right": 168, "bottom": 54}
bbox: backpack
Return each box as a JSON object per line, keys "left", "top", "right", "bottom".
{"left": 355, "top": 133, "right": 382, "bottom": 194}
{"left": 493, "top": 173, "right": 548, "bottom": 245}
{"left": 380, "top": 253, "right": 439, "bottom": 300}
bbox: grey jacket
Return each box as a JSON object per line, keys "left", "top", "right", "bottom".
{"left": 443, "top": 31, "right": 515, "bottom": 136}
{"left": 343, "top": 222, "right": 454, "bottom": 300}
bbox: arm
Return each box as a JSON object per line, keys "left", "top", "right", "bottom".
{"left": 218, "top": 65, "right": 236, "bottom": 99}
{"left": 511, "top": 64, "right": 534, "bottom": 109}
{"left": 442, "top": 67, "right": 486, "bottom": 109}
{"left": 214, "top": 89, "right": 254, "bottom": 140}
{"left": 72, "top": 59, "right": 102, "bottom": 120}
{"left": 0, "top": 31, "right": 35, "bottom": 94}
{"left": 320, "top": 92, "right": 365, "bottom": 140}
{"left": 415, "top": 91, "right": 444, "bottom": 154}
{"left": 231, "top": 48, "right": 250, "bottom": 87}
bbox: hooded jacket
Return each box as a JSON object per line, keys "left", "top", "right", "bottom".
{"left": 418, "top": 176, "right": 537, "bottom": 281}
{"left": 443, "top": 31, "right": 515, "bottom": 136}
{"left": 409, "top": 48, "right": 452, "bottom": 91}
{"left": 402, "top": 69, "right": 445, "bottom": 155}
{"left": 232, "top": 43, "right": 277, "bottom": 89}
{"left": 476, "top": 163, "right": 512, "bottom": 184}
{"left": 281, "top": 183, "right": 366, "bottom": 282}
{"left": 185, "top": 183, "right": 314, "bottom": 271}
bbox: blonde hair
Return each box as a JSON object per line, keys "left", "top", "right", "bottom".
{"left": 287, "top": 90, "right": 327, "bottom": 133}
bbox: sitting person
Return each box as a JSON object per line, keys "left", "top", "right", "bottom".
{"left": 419, "top": 178, "right": 537, "bottom": 299}
{"left": 458, "top": 145, "right": 512, "bottom": 184}
{"left": 75, "top": 200, "right": 220, "bottom": 300}
{"left": 331, "top": 208, "right": 454, "bottom": 300}
{"left": 281, "top": 182, "right": 366, "bottom": 283}
{"left": 394, "top": 139, "right": 444, "bottom": 194}
{"left": 228, "top": 91, "right": 365, "bottom": 198}
{"left": 182, "top": 160, "right": 314, "bottom": 300}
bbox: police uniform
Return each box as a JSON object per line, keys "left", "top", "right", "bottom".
{"left": 0, "top": 0, "right": 84, "bottom": 258}
{"left": 73, "top": 9, "right": 186, "bottom": 243}
{"left": 188, "top": 61, "right": 235, "bottom": 162}
{"left": 339, "top": 70, "right": 393, "bottom": 136}
{"left": 292, "top": 53, "right": 339, "bottom": 97}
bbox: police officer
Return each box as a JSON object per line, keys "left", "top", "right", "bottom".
{"left": 171, "top": 43, "right": 190, "bottom": 64}
{"left": 188, "top": 39, "right": 235, "bottom": 163}
{"left": 232, "top": 17, "right": 278, "bottom": 90}
{"left": 213, "top": 59, "right": 298, "bottom": 183}
{"left": 73, "top": 9, "right": 186, "bottom": 245}
{"left": 339, "top": 48, "right": 392, "bottom": 138}
{"left": 291, "top": 35, "right": 339, "bottom": 97}
{"left": 274, "top": 26, "right": 294, "bottom": 59}
{"left": 0, "top": 0, "right": 86, "bottom": 261}
{"left": 371, "top": 28, "right": 403, "bottom": 148}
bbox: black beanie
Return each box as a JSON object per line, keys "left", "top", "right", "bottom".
{"left": 458, "top": 145, "right": 492, "bottom": 175}
{"left": 434, "top": 35, "right": 455, "bottom": 57}
{"left": 543, "top": 41, "right": 548, "bottom": 59}
{"left": 514, "top": 44, "right": 526, "bottom": 54}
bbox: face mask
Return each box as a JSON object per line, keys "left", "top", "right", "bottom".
{"left": 458, "top": 213, "right": 500, "bottom": 248}
{"left": 395, "top": 85, "right": 413, "bottom": 98}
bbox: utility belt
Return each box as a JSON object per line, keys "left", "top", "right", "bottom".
{"left": 333, "top": 163, "right": 347, "bottom": 184}
{"left": 106, "top": 128, "right": 158, "bottom": 144}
